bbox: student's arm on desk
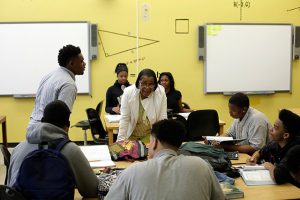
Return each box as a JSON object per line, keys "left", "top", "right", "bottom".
{"left": 62, "top": 143, "right": 99, "bottom": 198}
{"left": 218, "top": 143, "right": 256, "bottom": 155}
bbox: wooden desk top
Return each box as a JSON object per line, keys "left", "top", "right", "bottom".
{"left": 104, "top": 116, "right": 226, "bottom": 129}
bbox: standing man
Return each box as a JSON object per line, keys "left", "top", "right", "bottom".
{"left": 28, "top": 44, "right": 85, "bottom": 130}
{"left": 210, "top": 93, "right": 271, "bottom": 155}
{"left": 106, "top": 119, "right": 224, "bottom": 200}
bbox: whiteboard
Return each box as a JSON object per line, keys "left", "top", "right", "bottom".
{"left": 204, "top": 24, "right": 293, "bottom": 93}
{"left": 0, "top": 22, "right": 91, "bottom": 95}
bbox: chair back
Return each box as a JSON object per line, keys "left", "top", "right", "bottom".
{"left": 186, "top": 109, "right": 220, "bottom": 141}
{"left": 86, "top": 108, "right": 108, "bottom": 144}
{"left": 0, "top": 145, "right": 11, "bottom": 185}
{"left": 95, "top": 100, "right": 104, "bottom": 117}
{"left": 0, "top": 185, "right": 26, "bottom": 200}
{"left": 168, "top": 114, "right": 188, "bottom": 140}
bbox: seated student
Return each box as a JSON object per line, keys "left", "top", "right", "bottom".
{"left": 246, "top": 109, "right": 300, "bottom": 187}
{"left": 158, "top": 72, "right": 192, "bottom": 113}
{"left": 106, "top": 119, "right": 224, "bottom": 200}
{"left": 209, "top": 92, "right": 271, "bottom": 155}
{"left": 117, "top": 68, "right": 167, "bottom": 143}
{"left": 285, "top": 145, "right": 300, "bottom": 187}
{"left": 105, "top": 63, "right": 130, "bottom": 114}
{"left": 8, "top": 100, "right": 99, "bottom": 198}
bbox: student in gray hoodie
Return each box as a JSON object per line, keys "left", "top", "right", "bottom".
{"left": 7, "top": 100, "right": 99, "bottom": 198}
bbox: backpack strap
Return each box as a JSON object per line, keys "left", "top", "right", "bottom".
{"left": 55, "top": 139, "right": 71, "bottom": 152}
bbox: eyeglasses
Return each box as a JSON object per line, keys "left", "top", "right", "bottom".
{"left": 139, "top": 81, "right": 155, "bottom": 89}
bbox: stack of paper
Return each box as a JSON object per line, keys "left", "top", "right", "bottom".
{"left": 239, "top": 165, "right": 275, "bottom": 186}
{"left": 80, "top": 145, "right": 116, "bottom": 168}
{"left": 105, "top": 115, "right": 121, "bottom": 123}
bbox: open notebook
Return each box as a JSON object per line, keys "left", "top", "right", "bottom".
{"left": 239, "top": 165, "right": 276, "bottom": 186}
{"left": 79, "top": 145, "right": 116, "bottom": 168}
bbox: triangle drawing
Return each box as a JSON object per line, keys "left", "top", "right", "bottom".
{"left": 98, "top": 30, "right": 159, "bottom": 57}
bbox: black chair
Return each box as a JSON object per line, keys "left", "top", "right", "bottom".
{"left": 0, "top": 145, "right": 11, "bottom": 185}
{"left": 72, "top": 100, "right": 104, "bottom": 145}
{"left": 168, "top": 114, "right": 188, "bottom": 140}
{"left": 0, "top": 185, "right": 26, "bottom": 200}
{"left": 168, "top": 114, "right": 187, "bottom": 129}
{"left": 86, "top": 108, "right": 108, "bottom": 144}
{"left": 186, "top": 109, "right": 220, "bottom": 141}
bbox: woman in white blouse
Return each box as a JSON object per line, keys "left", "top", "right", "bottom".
{"left": 117, "top": 68, "right": 167, "bottom": 143}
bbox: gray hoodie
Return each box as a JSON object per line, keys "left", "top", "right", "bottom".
{"left": 7, "top": 122, "right": 99, "bottom": 198}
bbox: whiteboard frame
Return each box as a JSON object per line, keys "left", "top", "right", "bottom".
{"left": 203, "top": 23, "right": 293, "bottom": 94}
{"left": 0, "top": 21, "right": 91, "bottom": 96}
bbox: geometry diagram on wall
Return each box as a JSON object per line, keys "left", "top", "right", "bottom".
{"left": 233, "top": 0, "right": 252, "bottom": 21}
{"left": 287, "top": 6, "right": 300, "bottom": 12}
{"left": 98, "top": 30, "right": 159, "bottom": 57}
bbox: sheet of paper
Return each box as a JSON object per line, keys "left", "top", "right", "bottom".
{"left": 105, "top": 115, "right": 121, "bottom": 123}
{"left": 178, "top": 112, "right": 190, "bottom": 119}
{"left": 243, "top": 165, "right": 266, "bottom": 171}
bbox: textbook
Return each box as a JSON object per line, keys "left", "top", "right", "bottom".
{"left": 80, "top": 145, "right": 116, "bottom": 168}
{"left": 206, "top": 136, "right": 246, "bottom": 144}
{"left": 220, "top": 182, "right": 244, "bottom": 199}
{"left": 239, "top": 166, "right": 276, "bottom": 186}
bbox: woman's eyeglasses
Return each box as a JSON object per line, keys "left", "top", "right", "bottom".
{"left": 140, "top": 81, "right": 155, "bottom": 89}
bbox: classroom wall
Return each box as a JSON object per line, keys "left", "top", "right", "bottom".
{"left": 1, "top": 0, "right": 300, "bottom": 142}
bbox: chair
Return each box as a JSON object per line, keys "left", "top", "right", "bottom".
{"left": 0, "top": 145, "right": 11, "bottom": 185}
{"left": 186, "top": 109, "right": 220, "bottom": 141}
{"left": 86, "top": 108, "right": 108, "bottom": 144}
{"left": 0, "top": 185, "right": 26, "bottom": 200}
{"left": 72, "top": 100, "right": 104, "bottom": 145}
{"left": 168, "top": 114, "right": 188, "bottom": 140}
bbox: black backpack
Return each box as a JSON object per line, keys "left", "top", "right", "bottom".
{"left": 14, "top": 139, "right": 75, "bottom": 200}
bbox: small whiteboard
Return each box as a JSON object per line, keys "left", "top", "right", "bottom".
{"left": 204, "top": 24, "right": 293, "bottom": 93}
{"left": 0, "top": 22, "right": 91, "bottom": 95}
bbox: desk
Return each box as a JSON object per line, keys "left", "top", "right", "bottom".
{"left": 104, "top": 117, "right": 226, "bottom": 145}
{"left": 74, "top": 154, "right": 300, "bottom": 200}
{"left": 0, "top": 115, "right": 7, "bottom": 147}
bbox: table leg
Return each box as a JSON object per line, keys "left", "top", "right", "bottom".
{"left": 2, "top": 121, "right": 7, "bottom": 147}
{"left": 108, "top": 129, "right": 114, "bottom": 145}
{"left": 219, "top": 124, "right": 224, "bottom": 135}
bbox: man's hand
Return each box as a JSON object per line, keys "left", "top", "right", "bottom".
{"left": 246, "top": 150, "right": 260, "bottom": 165}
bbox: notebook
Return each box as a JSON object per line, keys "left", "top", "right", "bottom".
{"left": 239, "top": 165, "right": 276, "bottom": 186}
{"left": 80, "top": 145, "right": 116, "bottom": 168}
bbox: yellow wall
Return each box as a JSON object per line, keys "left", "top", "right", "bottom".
{"left": 1, "top": 0, "right": 300, "bottom": 142}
